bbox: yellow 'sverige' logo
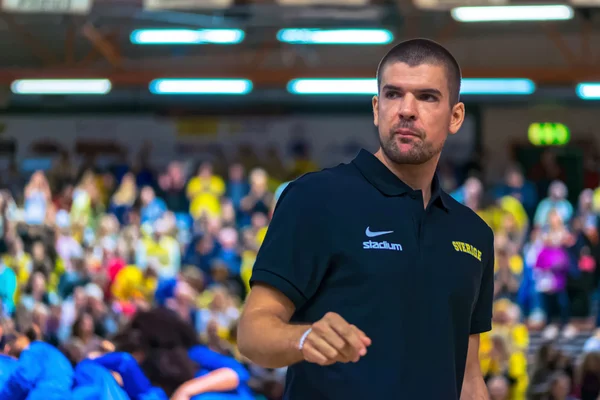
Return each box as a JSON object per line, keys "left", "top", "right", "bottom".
{"left": 452, "top": 241, "right": 482, "bottom": 261}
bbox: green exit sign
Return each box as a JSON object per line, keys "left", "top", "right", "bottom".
{"left": 528, "top": 122, "right": 570, "bottom": 146}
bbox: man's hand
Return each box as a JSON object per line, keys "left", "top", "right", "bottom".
{"left": 301, "top": 312, "right": 371, "bottom": 366}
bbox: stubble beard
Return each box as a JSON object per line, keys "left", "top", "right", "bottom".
{"left": 379, "top": 129, "right": 445, "bottom": 166}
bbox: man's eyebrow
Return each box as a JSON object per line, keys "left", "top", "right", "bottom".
{"left": 382, "top": 84, "right": 401, "bottom": 92}
{"left": 416, "top": 88, "right": 443, "bottom": 97}
{"left": 381, "top": 85, "right": 443, "bottom": 97}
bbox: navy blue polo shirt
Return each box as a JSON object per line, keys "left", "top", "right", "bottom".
{"left": 250, "top": 149, "right": 494, "bottom": 400}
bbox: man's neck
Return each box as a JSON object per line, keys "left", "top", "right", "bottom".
{"left": 374, "top": 149, "right": 439, "bottom": 207}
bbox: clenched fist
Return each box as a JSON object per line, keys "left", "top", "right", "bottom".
{"left": 300, "top": 312, "right": 372, "bottom": 366}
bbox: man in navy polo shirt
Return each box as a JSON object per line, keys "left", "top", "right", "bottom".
{"left": 238, "top": 38, "right": 494, "bottom": 400}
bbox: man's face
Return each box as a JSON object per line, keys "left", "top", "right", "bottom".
{"left": 372, "top": 62, "right": 465, "bottom": 165}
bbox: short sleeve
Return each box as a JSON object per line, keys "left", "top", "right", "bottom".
{"left": 250, "top": 178, "right": 330, "bottom": 311}
{"left": 470, "top": 230, "right": 495, "bottom": 334}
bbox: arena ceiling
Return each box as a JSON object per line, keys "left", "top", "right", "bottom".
{"left": 0, "top": 0, "right": 598, "bottom": 111}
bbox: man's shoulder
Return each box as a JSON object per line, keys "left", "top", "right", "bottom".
{"left": 274, "top": 163, "right": 355, "bottom": 217}
{"left": 441, "top": 192, "right": 494, "bottom": 239}
{"left": 285, "top": 163, "right": 353, "bottom": 195}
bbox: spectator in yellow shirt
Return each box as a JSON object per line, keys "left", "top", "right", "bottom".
{"left": 186, "top": 161, "right": 226, "bottom": 200}
{"left": 135, "top": 216, "right": 181, "bottom": 280}
{"left": 480, "top": 300, "right": 529, "bottom": 399}
{"left": 111, "top": 264, "right": 158, "bottom": 305}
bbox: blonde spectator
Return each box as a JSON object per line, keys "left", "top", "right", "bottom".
{"left": 97, "top": 214, "right": 119, "bottom": 241}
{"left": 24, "top": 171, "right": 53, "bottom": 226}
{"left": 481, "top": 300, "right": 529, "bottom": 399}
{"left": 140, "top": 186, "right": 167, "bottom": 225}
{"left": 498, "top": 195, "right": 529, "bottom": 250}
{"left": 70, "top": 170, "right": 101, "bottom": 232}
{"left": 494, "top": 241, "right": 522, "bottom": 302}
{"left": 452, "top": 176, "right": 504, "bottom": 231}
{"left": 481, "top": 334, "right": 528, "bottom": 400}
{"left": 451, "top": 176, "right": 482, "bottom": 209}
{"left": 109, "top": 172, "right": 137, "bottom": 226}
{"left": 534, "top": 180, "right": 574, "bottom": 228}
{"left": 93, "top": 214, "right": 120, "bottom": 263}
{"left": 55, "top": 210, "right": 83, "bottom": 275}
{"left": 240, "top": 168, "right": 273, "bottom": 217}
{"left": 196, "top": 286, "right": 240, "bottom": 338}
{"left": 31, "top": 303, "right": 51, "bottom": 340}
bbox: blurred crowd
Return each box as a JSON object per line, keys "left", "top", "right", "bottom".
{"left": 1, "top": 142, "right": 600, "bottom": 399}
{"left": 447, "top": 149, "right": 600, "bottom": 400}
{"left": 0, "top": 142, "right": 319, "bottom": 400}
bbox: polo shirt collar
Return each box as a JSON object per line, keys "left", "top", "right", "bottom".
{"left": 352, "top": 149, "right": 451, "bottom": 211}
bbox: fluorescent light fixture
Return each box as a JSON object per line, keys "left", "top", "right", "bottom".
{"left": 288, "top": 79, "right": 377, "bottom": 94}
{"left": 451, "top": 5, "right": 574, "bottom": 22}
{"left": 277, "top": 29, "right": 393, "bottom": 45}
{"left": 131, "top": 29, "right": 245, "bottom": 44}
{"left": 11, "top": 79, "right": 112, "bottom": 95}
{"left": 149, "top": 79, "right": 253, "bottom": 95}
{"left": 461, "top": 78, "right": 535, "bottom": 95}
{"left": 576, "top": 83, "right": 600, "bottom": 100}
{"left": 288, "top": 78, "right": 535, "bottom": 95}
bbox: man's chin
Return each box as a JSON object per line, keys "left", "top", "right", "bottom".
{"left": 387, "top": 154, "right": 428, "bottom": 165}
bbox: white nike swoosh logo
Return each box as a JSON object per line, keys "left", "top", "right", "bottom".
{"left": 365, "top": 227, "right": 394, "bottom": 238}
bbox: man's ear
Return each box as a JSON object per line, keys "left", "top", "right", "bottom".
{"left": 372, "top": 95, "right": 379, "bottom": 127}
{"left": 449, "top": 102, "right": 465, "bottom": 135}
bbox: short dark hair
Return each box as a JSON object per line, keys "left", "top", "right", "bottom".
{"left": 376, "top": 38, "right": 462, "bottom": 105}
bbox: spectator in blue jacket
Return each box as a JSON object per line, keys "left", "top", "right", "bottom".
{"left": 0, "top": 339, "right": 74, "bottom": 400}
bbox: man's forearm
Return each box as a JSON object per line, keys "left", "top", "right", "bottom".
{"left": 460, "top": 373, "right": 489, "bottom": 400}
{"left": 238, "top": 310, "right": 311, "bottom": 369}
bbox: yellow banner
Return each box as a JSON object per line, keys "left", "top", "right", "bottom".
{"left": 176, "top": 118, "right": 220, "bottom": 137}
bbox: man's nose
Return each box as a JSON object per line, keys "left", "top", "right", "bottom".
{"left": 398, "top": 94, "right": 417, "bottom": 121}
